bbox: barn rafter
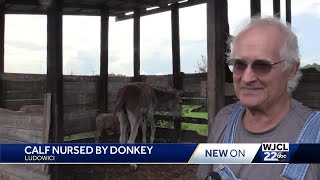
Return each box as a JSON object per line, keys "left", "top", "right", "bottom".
{"left": 0, "top": 0, "right": 292, "bottom": 179}
{"left": 2, "top": 0, "right": 206, "bottom": 17}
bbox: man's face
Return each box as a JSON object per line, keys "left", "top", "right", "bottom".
{"left": 233, "top": 26, "right": 291, "bottom": 109}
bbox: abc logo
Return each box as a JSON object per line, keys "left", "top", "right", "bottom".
{"left": 264, "top": 151, "right": 287, "bottom": 161}
{"left": 277, "top": 152, "right": 287, "bottom": 162}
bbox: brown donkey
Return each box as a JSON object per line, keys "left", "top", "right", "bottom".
{"left": 113, "top": 82, "right": 183, "bottom": 144}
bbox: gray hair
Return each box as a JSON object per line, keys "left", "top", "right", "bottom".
{"left": 228, "top": 17, "right": 302, "bottom": 95}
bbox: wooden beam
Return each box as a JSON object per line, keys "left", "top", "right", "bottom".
{"left": 0, "top": 3, "right": 4, "bottom": 108}
{"left": 47, "top": 0, "right": 63, "bottom": 143}
{"left": 286, "top": 0, "right": 291, "bottom": 24}
{"left": 250, "top": 0, "right": 261, "bottom": 17}
{"left": 43, "top": 93, "right": 51, "bottom": 144}
{"left": 5, "top": 0, "right": 103, "bottom": 9}
{"left": 115, "top": 0, "right": 206, "bottom": 21}
{"left": 273, "top": 0, "right": 280, "bottom": 18}
{"left": 99, "top": 6, "right": 109, "bottom": 113}
{"left": 5, "top": 0, "right": 170, "bottom": 10}
{"left": 3, "top": 0, "right": 207, "bottom": 17}
{"left": 171, "top": 3, "right": 182, "bottom": 142}
{"left": 5, "top": 10, "right": 100, "bottom": 16}
{"left": 5, "top": 0, "right": 38, "bottom": 5}
{"left": 46, "top": 0, "right": 63, "bottom": 179}
{"left": 171, "top": 3, "right": 181, "bottom": 90}
{"left": 115, "top": 0, "right": 167, "bottom": 7}
{"left": 4, "top": 5, "right": 140, "bottom": 16}
{"left": 133, "top": 9, "right": 140, "bottom": 81}
{"left": 207, "top": 0, "right": 229, "bottom": 133}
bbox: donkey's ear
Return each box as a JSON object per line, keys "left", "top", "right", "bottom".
{"left": 176, "top": 90, "right": 184, "bottom": 97}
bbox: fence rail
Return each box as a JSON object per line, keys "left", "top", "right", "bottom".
{"left": 1, "top": 71, "right": 319, "bottom": 136}
{"left": 154, "top": 114, "right": 207, "bottom": 125}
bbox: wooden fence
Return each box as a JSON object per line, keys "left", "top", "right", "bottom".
{"left": 1, "top": 70, "right": 319, "bottom": 136}
{"left": 0, "top": 93, "right": 51, "bottom": 180}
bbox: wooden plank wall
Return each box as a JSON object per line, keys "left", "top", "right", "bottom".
{"left": 1, "top": 71, "right": 319, "bottom": 135}
{"left": 0, "top": 108, "right": 43, "bottom": 143}
{"left": 107, "top": 76, "right": 131, "bottom": 110}
{"left": 183, "top": 73, "right": 206, "bottom": 97}
{"left": 63, "top": 75, "right": 98, "bottom": 135}
{"left": 62, "top": 75, "right": 130, "bottom": 135}
{"left": 2, "top": 73, "right": 45, "bottom": 110}
{"left": 0, "top": 94, "right": 51, "bottom": 180}
{"left": 293, "top": 69, "right": 320, "bottom": 110}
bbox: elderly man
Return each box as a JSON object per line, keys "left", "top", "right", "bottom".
{"left": 197, "top": 17, "right": 320, "bottom": 180}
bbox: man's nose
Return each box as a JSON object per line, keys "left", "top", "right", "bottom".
{"left": 241, "top": 66, "right": 258, "bottom": 83}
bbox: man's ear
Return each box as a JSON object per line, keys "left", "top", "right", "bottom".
{"left": 289, "top": 62, "right": 300, "bottom": 79}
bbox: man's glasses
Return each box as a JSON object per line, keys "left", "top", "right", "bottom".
{"left": 227, "top": 59, "right": 285, "bottom": 76}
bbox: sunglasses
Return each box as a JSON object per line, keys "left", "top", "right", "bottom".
{"left": 227, "top": 59, "right": 286, "bottom": 75}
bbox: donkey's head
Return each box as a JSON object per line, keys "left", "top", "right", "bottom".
{"left": 151, "top": 84, "right": 184, "bottom": 118}
{"left": 167, "top": 90, "right": 184, "bottom": 118}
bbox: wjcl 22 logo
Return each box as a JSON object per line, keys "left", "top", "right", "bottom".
{"left": 262, "top": 143, "right": 290, "bottom": 162}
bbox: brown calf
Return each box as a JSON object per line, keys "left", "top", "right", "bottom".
{"left": 95, "top": 113, "right": 120, "bottom": 143}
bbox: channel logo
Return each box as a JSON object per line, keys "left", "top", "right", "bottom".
{"left": 261, "top": 143, "right": 290, "bottom": 162}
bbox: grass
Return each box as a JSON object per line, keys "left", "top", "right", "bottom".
{"left": 64, "top": 131, "right": 95, "bottom": 142}
{"left": 182, "top": 105, "right": 208, "bottom": 119}
{"left": 64, "top": 105, "right": 209, "bottom": 141}
{"left": 156, "top": 105, "right": 208, "bottom": 136}
{"left": 182, "top": 123, "right": 208, "bottom": 136}
{"left": 181, "top": 105, "right": 208, "bottom": 136}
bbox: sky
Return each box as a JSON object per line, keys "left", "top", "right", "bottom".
{"left": 3, "top": 0, "right": 320, "bottom": 76}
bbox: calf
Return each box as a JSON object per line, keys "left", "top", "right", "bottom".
{"left": 95, "top": 113, "right": 120, "bottom": 143}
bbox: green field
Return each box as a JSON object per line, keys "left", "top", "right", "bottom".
{"left": 182, "top": 122, "right": 208, "bottom": 136}
{"left": 181, "top": 105, "right": 208, "bottom": 136}
{"left": 64, "top": 105, "right": 208, "bottom": 141}
{"left": 156, "top": 105, "right": 208, "bottom": 136}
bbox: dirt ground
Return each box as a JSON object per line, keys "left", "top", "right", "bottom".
{"left": 62, "top": 164, "right": 198, "bottom": 180}
{"left": 62, "top": 128, "right": 204, "bottom": 180}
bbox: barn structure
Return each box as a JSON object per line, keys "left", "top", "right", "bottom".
{"left": 0, "top": 0, "right": 304, "bottom": 179}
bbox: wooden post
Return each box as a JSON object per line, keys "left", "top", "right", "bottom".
{"left": 0, "top": 3, "right": 4, "bottom": 108}
{"left": 207, "top": 0, "right": 229, "bottom": 133}
{"left": 133, "top": 9, "right": 140, "bottom": 82}
{"left": 99, "top": 6, "right": 109, "bottom": 113}
{"left": 273, "top": 0, "right": 280, "bottom": 18}
{"left": 43, "top": 93, "right": 52, "bottom": 144}
{"left": 250, "top": 0, "right": 261, "bottom": 17}
{"left": 171, "top": 3, "right": 182, "bottom": 142}
{"left": 46, "top": 0, "right": 63, "bottom": 179}
{"left": 286, "top": 0, "right": 291, "bottom": 24}
{"left": 42, "top": 93, "right": 52, "bottom": 174}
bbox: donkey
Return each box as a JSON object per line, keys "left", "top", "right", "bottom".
{"left": 113, "top": 82, "right": 183, "bottom": 144}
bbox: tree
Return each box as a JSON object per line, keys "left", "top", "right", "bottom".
{"left": 195, "top": 55, "right": 207, "bottom": 73}
{"left": 302, "top": 63, "right": 320, "bottom": 72}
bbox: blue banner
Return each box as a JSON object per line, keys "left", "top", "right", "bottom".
{"left": 1, "top": 143, "right": 320, "bottom": 164}
{"left": 252, "top": 144, "right": 320, "bottom": 163}
{"left": 0, "top": 143, "right": 197, "bottom": 163}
